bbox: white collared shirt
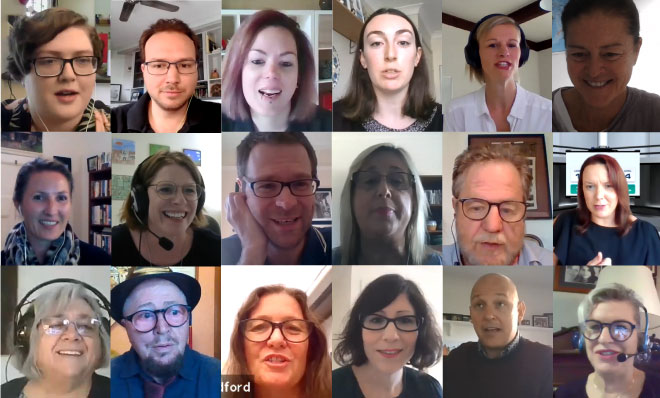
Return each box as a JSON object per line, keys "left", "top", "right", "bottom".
{"left": 444, "top": 84, "right": 552, "bottom": 132}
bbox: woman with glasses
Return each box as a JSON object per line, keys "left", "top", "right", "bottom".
{"left": 112, "top": 151, "right": 222, "bottom": 266}
{"left": 553, "top": 154, "right": 660, "bottom": 265}
{"left": 2, "top": 8, "right": 110, "bottom": 132}
{"left": 224, "top": 285, "right": 331, "bottom": 398}
{"left": 334, "top": 274, "right": 442, "bottom": 397}
{"left": 1, "top": 283, "right": 110, "bottom": 398}
{"left": 555, "top": 283, "right": 660, "bottom": 397}
{"left": 2, "top": 158, "right": 111, "bottom": 265}
{"left": 334, "top": 144, "right": 442, "bottom": 265}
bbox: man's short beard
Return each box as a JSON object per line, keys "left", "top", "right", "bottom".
{"left": 150, "top": 95, "right": 191, "bottom": 112}
{"left": 142, "top": 351, "right": 185, "bottom": 380}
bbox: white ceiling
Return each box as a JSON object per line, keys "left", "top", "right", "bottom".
{"left": 110, "top": 0, "right": 221, "bottom": 53}
{"left": 364, "top": 0, "right": 551, "bottom": 43}
{"left": 442, "top": 0, "right": 551, "bottom": 42}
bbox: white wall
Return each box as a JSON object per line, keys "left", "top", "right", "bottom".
{"left": 443, "top": 266, "right": 553, "bottom": 350}
{"left": 111, "top": 133, "right": 222, "bottom": 229}
{"left": 332, "top": 266, "right": 443, "bottom": 383}
{"left": 331, "top": 132, "right": 443, "bottom": 248}
{"left": 219, "top": 132, "right": 332, "bottom": 238}
{"left": 442, "top": 132, "right": 553, "bottom": 249}
{"left": 551, "top": 0, "right": 660, "bottom": 95}
{"left": 442, "top": 24, "right": 551, "bottom": 107}
{"left": 1, "top": 266, "right": 111, "bottom": 383}
{"left": 110, "top": 53, "right": 136, "bottom": 103}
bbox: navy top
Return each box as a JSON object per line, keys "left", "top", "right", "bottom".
{"left": 554, "top": 372, "right": 660, "bottom": 398}
{"left": 221, "top": 226, "right": 331, "bottom": 265}
{"left": 554, "top": 209, "right": 660, "bottom": 265}
{"left": 1, "top": 373, "right": 109, "bottom": 398}
{"left": 111, "top": 93, "right": 221, "bottom": 133}
{"left": 332, "top": 365, "right": 442, "bottom": 398}
{"left": 221, "top": 105, "right": 332, "bottom": 132}
{"left": 111, "top": 346, "right": 221, "bottom": 398}
{"left": 111, "top": 224, "right": 221, "bottom": 266}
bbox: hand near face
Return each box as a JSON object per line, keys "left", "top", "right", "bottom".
{"left": 225, "top": 191, "right": 268, "bottom": 264}
{"left": 586, "top": 251, "right": 612, "bottom": 266}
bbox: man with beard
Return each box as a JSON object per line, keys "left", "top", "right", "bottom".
{"left": 111, "top": 19, "right": 221, "bottom": 133}
{"left": 110, "top": 267, "right": 220, "bottom": 396}
{"left": 442, "top": 144, "right": 552, "bottom": 265}
{"left": 444, "top": 273, "right": 552, "bottom": 398}
{"left": 222, "top": 132, "right": 331, "bottom": 265}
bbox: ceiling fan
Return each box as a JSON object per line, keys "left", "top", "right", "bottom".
{"left": 119, "top": 0, "right": 180, "bottom": 22}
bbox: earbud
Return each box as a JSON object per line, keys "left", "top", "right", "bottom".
{"left": 18, "top": 205, "right": 22, "bottom": 217}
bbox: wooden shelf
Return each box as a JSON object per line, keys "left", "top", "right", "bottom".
{"left": 333, "top": 0, "right": 363, "bottom": 42}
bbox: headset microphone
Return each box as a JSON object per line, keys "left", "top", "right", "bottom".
{"left": 146, "top": 227, "right": 174, "bottom": 251}
{"left": 617, "top": 352, "right": 636, "bottom": 362}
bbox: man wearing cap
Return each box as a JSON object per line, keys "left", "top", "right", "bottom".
{"left": 110, "top": 267, "right": 220, "bottom": 397}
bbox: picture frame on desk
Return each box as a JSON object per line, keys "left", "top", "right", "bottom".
{"left": 87, "top": 155, "right": 98, "bottom": 172}
{"left": 110, "top": 84, "right": 121, "bottom": 102}
{"left": 313, "top": 188, "right": 332, "bottom": 223}
{"left": 532, "top": 315, "right": 549, "bottom": 328}
{"left": 130, "top": 88, "right": 144, "bottom": 102}
{"left": 554, "top": 266, "right": 604, "bottom": 293}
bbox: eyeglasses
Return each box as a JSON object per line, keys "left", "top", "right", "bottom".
{"left": 40, "top": 317, "right": 101, "bottom": 337}
{"left": 124, "top": 304, "right": 191, "bottom": 333}
{"left": 360, "top": 314, "right": 423, "bottom": 332}
{"left": 240, "top": 319, "right": 314, "bottom": 343}
{"left": 352, "top": 171, "right": 414, "bottom": 191}
{"left": 458, "top": 198, "right": 527, "bottom": 223}
{"left": 33, "top": 56, "right": 99, "bottom": 77}
{"left": 144, "top": 60, "right": 198, "bottom": 75}
{"left": 246, "top": 179, "right": 320, "bottom": 198}
{"left": 582, "top": 320, "right": 636, "bottom": 342}
{"left": 149, "top": 182, "right": 203, "bottom": 201}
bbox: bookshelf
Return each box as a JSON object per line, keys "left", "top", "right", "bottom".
{"left": 89, "top": 168, "right": 111, "bottom": 254}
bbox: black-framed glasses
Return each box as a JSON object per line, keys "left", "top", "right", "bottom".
{"left": 352, "top": 171, "right": 414, "bottom": 191}
{"left": 149, "top": 182, "right": 203, "bottom": 200}
{"left": 240, "top": 319, "right": 314, "bottom": 343}
{"left": 144, "top": 60, "right": 198, "bottom": 75}
{"left": 458, "top": 198, "right": 527, "bottom": 223}
{"left": 360, "top": 314, "right": 423, "bottom": 332}
{"left": 582, "top": 320, "right": 636, "bottom": 342}
{"left": 40, "top": 317, "right": 101, "bottom": 337}
{"left": 33, "top": 56, "right": 99, "bottom": 77}
{"left": 124, "top": 304, "right": 191, "bottom": 333}
{"left": 247, "top": 179, "right": 320, "bottom": 198}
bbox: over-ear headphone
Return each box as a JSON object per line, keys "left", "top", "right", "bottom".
{"left": 575, "top": 305, "right": 650, "bottom": 354}
{"left": 130, "top": 155, "right": 206, "bottom": 225}
{"left": 464, "top": 13, "right": 530, "bottom": 69}
{"left": 12, "top": 278, "right": 111, "bottom": 361}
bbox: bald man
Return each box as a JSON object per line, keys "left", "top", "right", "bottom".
{"left": 444, "top": 274, "right": 552, "bottom": 398}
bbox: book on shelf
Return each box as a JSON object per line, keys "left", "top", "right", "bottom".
{"left": 91, "top": 179, "right": 111, "bottom": 198}
{"left": 91, "top": 229, "right": 112, "bottom": 254}
{"left": 91, "top": 204, "right": 111, "bottom": 226}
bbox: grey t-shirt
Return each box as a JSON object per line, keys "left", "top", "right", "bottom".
{"left": 552, "top": 86, "right": 660, "bottom": 132}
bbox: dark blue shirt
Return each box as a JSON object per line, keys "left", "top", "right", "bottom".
{"left": 221, "top": 226, "right": 331, "bottom": 265}
{"left": 111, "top": 346, "right": 220, "bottom": 397}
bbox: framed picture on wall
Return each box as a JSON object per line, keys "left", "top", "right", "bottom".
{"left": 468, "top": 134, "right": 551, "bottom": 219}
{"left": 183, "top": 149, "right": 201, "bottom": 166}
{"left": 87, "top": 155, "right": 98, "bottom": 172}
{"left": 553, "top": 265, "right": 605, "bottom": 293}
{"left": 313, "top": 188, "right": 332, "bottom": 224}
{"left": 53, "top": 156, "right": 72, "bottom": 172}
{"left": 110, "top": 84, "right": 121, "bottom": 102}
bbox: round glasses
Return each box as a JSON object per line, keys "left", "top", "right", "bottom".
{"left": 124, "top": 304, "right": 191, "bottom": 333}
{"left": 240, "top": 319, "right": 314, "bottom": 343}
{"left": 33, "top": 56, "right": 99, "bottom": 77}
{"left": 582, "top": 320, "right": 636, "bottom": 342}
{"left": 458, "top": 198, "right": 527, "bottom": 223}
{"left": 352, "top": 171, "right": 414, "bottom": 191}
{"left": 247, "top": 179, "right": 319, "bottom": 198}
{"left": 144, "top": 60, "right": 198, "bottom": 75}
{"left": 149, "top": 182, "right": 203, "bottom": 201}
{"left": 360, "top": 314, "right": 423, "bottom": 332}
{"left": 40, "top": 317, "right": 101, "bottom": 337}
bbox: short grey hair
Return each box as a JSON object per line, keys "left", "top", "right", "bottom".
{"left": 11, "top": 283, "right": 110, "bottom": 379}
{"left": 338, "top": 144, "right": 431, "bottom": 265}
{"left": 577, "top": 283, "right": 644, "bottom": 343}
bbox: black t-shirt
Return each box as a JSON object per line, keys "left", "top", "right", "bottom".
{"left": 332, "top": 365, "right": 442, "bottom": 398}
{"left": 112, "top": 223, "right": 221, "bottom": 266}
{"left": 554, "top": 209, "right": 660, "bottom": 265}
{"left": 221, "top": 105, "right": 332, "bottom": 132}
